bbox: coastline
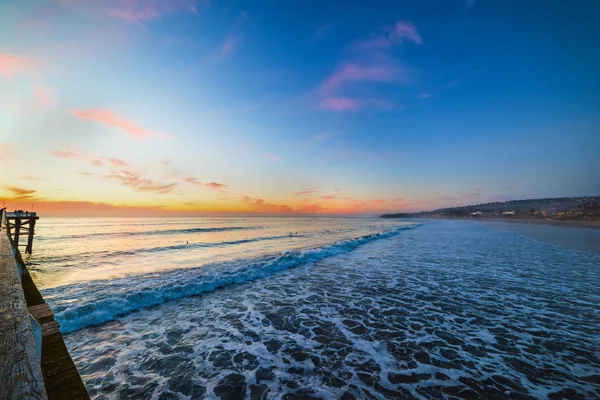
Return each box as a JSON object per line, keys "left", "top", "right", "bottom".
{"left": 412, "top": 215, "right": 600, "bottom": 229}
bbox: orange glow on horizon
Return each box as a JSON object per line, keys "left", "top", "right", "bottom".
{"left": 1, "top": 195, "right": 408, "bottom": 217}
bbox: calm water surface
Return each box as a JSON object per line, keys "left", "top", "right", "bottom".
{"left": 25, "top": 218, "right": 600, "bottom": 399}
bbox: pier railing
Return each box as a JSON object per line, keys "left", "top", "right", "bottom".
{"left": 0, "top": 208, "right": 47, "bottom": 399}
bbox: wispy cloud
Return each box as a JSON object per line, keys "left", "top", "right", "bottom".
{"left": 318, "top": 97, "right": 395, "bottom": 112}
{"left": 0, "top": 53, "right": 34, "bottom": 77}
{"left": 313, "top": 22, "right": 335, "bottom": 40}
{"left": 371, "top": 199, "right": 387, "bottom": 204}
{"left": 311, "top": 131, "right": 343, "bottom": 142}
{"left": 394, "top": 21, "right": 423, "bottom": 45}
{"left": 353, "top": 20, "right": 423, "bottom": 50}
{"left": 19, "top": 176, "right": 43, "bottom": 181}
{"left": 3, "top": 186, "right": 37, "bottom": 200}
{"left": 295, "top": 187, "right": 320, "bottom": 195}
{"left": 316, "top": 20, "right": 420, "bottom": 112}
{"left": 219, "top": 34, "right": 238, "bottom": 59}
{"left": 108, "top": 0, "right": 200, "bottom": 22}
{"left": 264, "top": 154, "right": 280, "bottom": 162}
{"left": 50, "top": 144, "right": 178, "bottom": 195}
{"left": 71, "top": 109, "right": 170, "bottom": 140}
{"left": 419, "top": 92, "right": 433, "bottom": 99}
{"left": 320, "top": 64, "right": 402, "bottom": 94}
{"left": 318, "top": 97, "right": 359, "bottom": 111}
{"left": 33, "top": 85, "right": 55, "bottom": 108}
{"left": 158, "top": 158, "right": 228, "bottom": 192}
{"left": 320, "top": 194, "right": 353, "bottom": 201}
{"left": 82, "top": 171, "right": 178, "bottom": 194}
{"left": 204, "top": 182, "right": 228, "bottom": 191}
{"left": 296, "top": 203, "right": 323, "bottom": 213}
{"left": 0, "top": 143, "right": 13, "bottom": 161}
{"left": 240, "top": 195, "right": 293, "bottom": 213}
{"left": 183, "top": 176, "right": 202, "bottom": 186}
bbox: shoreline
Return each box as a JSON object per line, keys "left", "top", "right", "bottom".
{"left": 416, "top": 216, "right": 600, "bottom": 229}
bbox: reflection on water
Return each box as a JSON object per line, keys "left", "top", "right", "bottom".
{"left": 484, "top": 221, "right": 600, "bottom": 255}
{"left": 27, "top": 217, "right": 406, "bottom": 289}
{"left": 29, "top": 219, "right": 600, "bottom": 399}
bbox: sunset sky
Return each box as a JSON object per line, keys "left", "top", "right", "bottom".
{"left": 1, "top": 0, "right": 599, "bottom": 216}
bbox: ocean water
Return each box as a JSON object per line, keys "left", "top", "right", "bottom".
{"left": 27, "top": 218, "right": 600, "bottom": 399}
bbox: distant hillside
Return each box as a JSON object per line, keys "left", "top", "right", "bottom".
{"left": 381, "top": 197, "right": 600, "bottom": 222}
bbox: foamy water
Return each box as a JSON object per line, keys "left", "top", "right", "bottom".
{"left": 26, "top": 218, "right": 600, "bottom": 399}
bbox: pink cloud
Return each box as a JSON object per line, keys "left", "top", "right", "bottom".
{"left": 50, "top": 149, "right": 81, "bottom": 159}
{"left": 311, "top": 131, "right": 343, "bottom": 141}
{"left": 183, "top": 176, "right": 202, "bottom": 185}
{"left": 50, "top": 144, "right": 177, "bottom": 195}
{"left": 314, "top": 21, "right": 420, "bottom": 113}
{"left": 264, "top": 154, "right": 280, "bottom": 162}
{"left": 295, "top": 188, "right": 320, "bottom": 195}
{"left": 372, "top": 199, "right": 387, "bottom": 204}
{"left": 318, "top": 97, "right": 395, "bottom": 112}
{"left": 0, "top": 54, "right": 33, "bottom": 77}
{"left": 296, "top": 203, "right": 323, "bottom": 213}
{"left": 33, "top": 85, "right": 55, "bottom": 108}
{"left": 219, "top": 34, "right": 237, "bottom": 59}
{"left": 109, "top": 0, "right": 199, "bottom": 22}
{"left": 394, "top": 21, "right": 423, "bottom": 45}
{"left": 71, "top": 109, "right": 169, "bottom": 140}
{"left": 240, "top": 195, "right": 293, "bottom": 213}
{"left": 320, "top": 194, "right": 353, "bottom": 201}
{"left": 321, "top": 64, "right": 401, "bottom": 94}
{"left": 352, "top": 20, "right": 423, "bottom": 51}
{"left": 182, "top": 176, "right": 228, "bottom": 191}
{"left": 0, "top": 143, "right": 13, "bottom": 161}
{"left": 205, "top": 182, "right": 228, "bottom": 191}
{"left": 154, "top": 132, "right": 173, "bottom": 140}
{"left": 319, "top": 97, "right": 359, "bottom": 111}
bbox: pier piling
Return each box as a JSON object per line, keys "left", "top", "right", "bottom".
{"left": 5, "top": 211, "right": 39, "bottom": 254}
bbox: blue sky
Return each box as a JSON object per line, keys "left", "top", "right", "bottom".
{"left": 0, "top": 0, "right": 599, "bottom": 215}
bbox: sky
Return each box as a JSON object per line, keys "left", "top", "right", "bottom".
{"left": 1, "top": 0, "right": 599, "bottom": 216}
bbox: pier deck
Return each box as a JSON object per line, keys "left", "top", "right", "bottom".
{"left": 1, "top": 210, "right": 89, "bottom": 400}
{"left": 0, "top": 218, "right": 46, "bottom": 399}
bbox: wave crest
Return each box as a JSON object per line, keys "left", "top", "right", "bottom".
{"left": 47, "top": 224, "right": 421, "bottom": 333}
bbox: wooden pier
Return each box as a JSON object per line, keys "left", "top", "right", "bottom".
{"left": 0, "top": 209, "right": 89, "bottom": 400}
{"left": 5, "top": 211, "right": 39, "bottom": 254}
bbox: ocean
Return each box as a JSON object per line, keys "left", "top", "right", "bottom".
{"left": 27, "top": 218, "right": 600, "bottom": 399}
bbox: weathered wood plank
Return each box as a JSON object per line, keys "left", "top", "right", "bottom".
{"left": 42, "top": 340, "right": 68, "bottom": 358}
{"left": 29, "top": 304, "right": 55, "bottom": 320}
{"left": 0, "top": 219, "right": 47, "bottom": 400}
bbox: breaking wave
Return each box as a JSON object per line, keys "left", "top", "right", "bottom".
{"left": 46, "top": 224, "right": 421, "bottom": 333}
{"left": 39, "top": 225, "right": 259, "bottom": 241}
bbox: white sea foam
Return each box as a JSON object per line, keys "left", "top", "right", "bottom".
{"left": 63, "top": 221, "right": 600, "bottom": 399}
{"left": 48, "top": 224, "right": 421, "bottom": 333}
